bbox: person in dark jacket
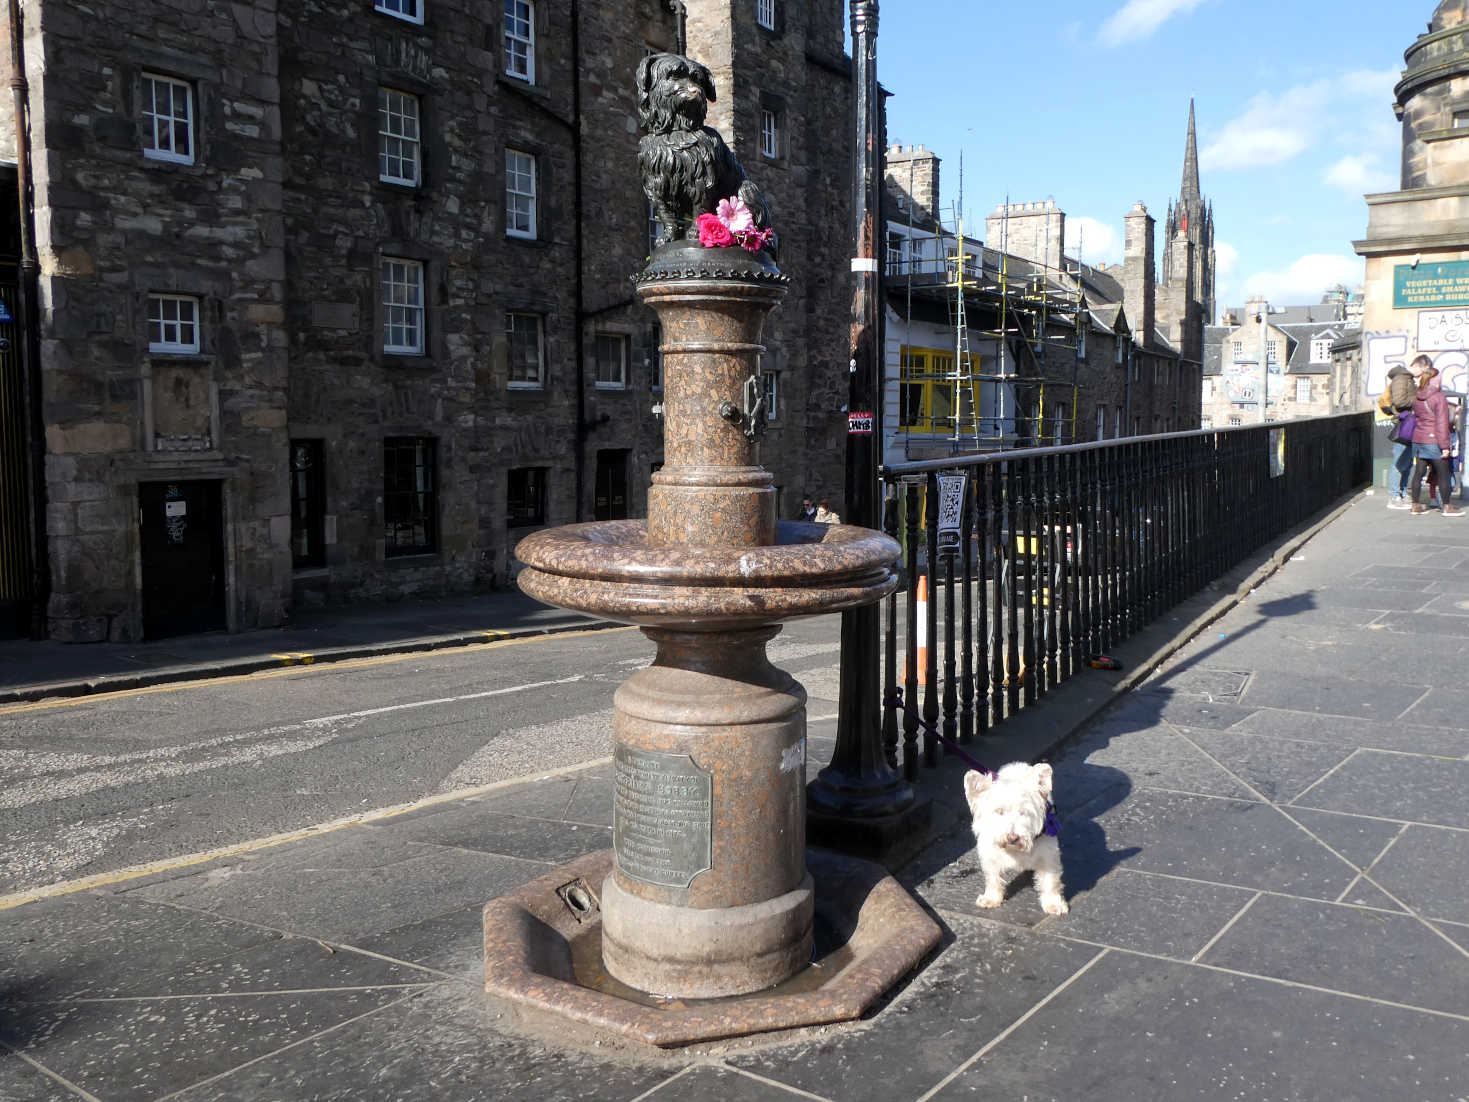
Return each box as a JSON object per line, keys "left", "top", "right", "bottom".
{"left": 1379, "top": 361, "right": 1422, "bottom": 508}
{"left": 1410, "top": 364, "right": 1465, "bottom": 517}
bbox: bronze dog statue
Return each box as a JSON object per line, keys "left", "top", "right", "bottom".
{"left": 636, "top": 52, "right": 775, "bottom": 255}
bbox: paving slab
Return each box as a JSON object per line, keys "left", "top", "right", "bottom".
{"left": 368, "top": 808, "right": 613, "bottom": 866}
{"left": 1175, "top": 727, "right": 1356, "bottom": 803}
{"left": 1199, "top": 892, "right": 1469, "bottom": 1016}
{"left": 164, "top": 984, "right": 674, "bottom": 1102}
{"left": 1229, "top": 706, "right": 1469, "bottom": 757}
{"left": 1365, "top": 823, "right": 1469, "bottom": 923}
{"left": 1239, "top": 670, "right": 1429, "bottom": 719}
{"left": 1064, "top": 789, "right": 1358, "bottom": 901}
{"left": 1280, "top": 807, "right": 1407, "bottom": 870}
{"left": 1291, "top": 750, "right": 1469, "bottom": 828}
{"left": 120, "top": 832, "right": 553, "bottom": 942}
{"left": 727, "top": 917, "right": 1101, "bottom": 1102}
{"left": 1, "top": 892, "right": 279, "bottom": 1001}
{"left": 927, "top": 951, "right": 1469, "bottom": 1102}
{"left": 5, "top": 987, "right": 423, "bottom": 1102}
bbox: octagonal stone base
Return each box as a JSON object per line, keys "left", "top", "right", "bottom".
{"left": 483, "top": 847, "right": 941, "bottom": 1048}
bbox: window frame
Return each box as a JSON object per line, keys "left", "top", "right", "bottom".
{"left": 507, "top": 466, "right": 548, "bottom": 528}
{"left": 141, "top": 72, "right": 195, "bottom": 165}
{"left": 147, "top": 293, "right": 202, "bottom": 354}
{"left": 594, "top": 332, "right": 628, "bottom": 390}
{"left": 377, "top": 86, "right": 422, "bottom": 187}
{"left": 505, "top": 148, "right": 538, "bottom": 240}
{"left": 1295, "top": 376, "right": 1312, "bottom": 404}
{"left": 504, "top": 0, "right": 535, "bottom": 83}
{"left": 759, "top": 107, "right": 780, "bottom": 160}
{"left": 374, "top": 0, "right": 424, "bottom": 26}
{"left": 290, "top": 439, "right": 327, "bottom": 570}
{"left": 381, "top": 256, "right": 426, "bottom": 356}
{"left": 506, "top": 311, "right": 545, "bottom": 389}
{"left": 1310, "top": 338, "right": 1331, "bottom": 364}
{"left": 383, "top": 436, "right": 438, "bottom": 557}
{"left": 898, "top": 346, "right": 982, "bottom": 435}
{"left": 762, "top": 370, "right": 778, "bottom": 420}
{"left": 755, "top": 0, "right": 776, "bottom": 29}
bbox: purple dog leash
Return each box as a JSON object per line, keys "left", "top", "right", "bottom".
{"left": 884, "top": 688, "right": 1061, "bottom": 836}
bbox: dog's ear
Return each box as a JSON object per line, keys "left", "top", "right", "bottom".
{"left": 692, "top": 60, "right": 717, "bottom": 105}
{"left": 635, "top": 54, "right": 657, "bottom": 121}
{"left": 1032, "top": 762, "right": 1053, "bottom": 799}
{"left": 963, "top": 770, "right": 992, "bottom": 811}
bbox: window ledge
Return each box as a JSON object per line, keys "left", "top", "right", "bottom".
{"left": 1421, "top": 127, "right": 1469, "bottom": 143}
{"left": 382, "top": 353, "right": 433, "bottom": 369}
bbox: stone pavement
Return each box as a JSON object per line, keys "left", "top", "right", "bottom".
{"left": 2, "top": 490, "right": 1467, "bottom": 1100}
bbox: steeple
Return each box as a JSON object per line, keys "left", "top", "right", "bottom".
{"left": 1181, "top": 98, "right": 1200, "bottom": 202}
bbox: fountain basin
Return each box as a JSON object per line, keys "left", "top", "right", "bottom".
{"left": 483, "top": 847, "right": 941, "bottom": 1047}
{"left": 516, "top": 519, "right": 900, "bottom": 630}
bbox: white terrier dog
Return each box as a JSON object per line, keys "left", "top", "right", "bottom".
{"left": 964, "top": 762, "right": 1067, "bottom": 915}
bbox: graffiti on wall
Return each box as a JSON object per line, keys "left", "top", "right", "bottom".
{"left": 1364, "top": 331, "right": 1469, "bottom": 398}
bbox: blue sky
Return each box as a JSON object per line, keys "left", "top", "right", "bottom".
{"left": 877, "top": 0, "right": 1422, "bottom": 318}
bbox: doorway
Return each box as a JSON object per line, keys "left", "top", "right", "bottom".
{"left": 594, "top": 449, "right": 629, "bottom": 521}
{"left": 139, "top": 479, "right": 226, "bottom": 638}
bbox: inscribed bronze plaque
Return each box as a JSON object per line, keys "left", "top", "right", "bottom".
{"left": 613, "top": 744, "right": 713, "bottom": 888}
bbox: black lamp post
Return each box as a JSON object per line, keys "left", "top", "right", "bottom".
{"left": 807, "top": 0, "right": 928, "bottom": 862}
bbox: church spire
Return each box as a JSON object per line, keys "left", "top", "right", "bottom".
{"left": 1181, "top": 98, "right": 1200, "bottom": 202}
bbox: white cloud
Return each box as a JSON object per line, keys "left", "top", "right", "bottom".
{"left": 1240, "top": 253, "right": 1364, "bottom": 306}
{"left": 1215, "top": 240, "right": 1239, "bottom": 279}
{"left": 1324, "top": 153, "right": 1396, "bottom": 196}
{"left": 1098, "top": 0, "right": 1207, "bottom": 47}
{"left": 1064, "top": 216, "right": 1123, "bottom": 267}
{"left": 1200, "top": 68, "right": 1398, "bottom": 172}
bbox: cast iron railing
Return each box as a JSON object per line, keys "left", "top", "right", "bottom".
{"left": 873, "top": 413, "right": 1373, "bottom": 779}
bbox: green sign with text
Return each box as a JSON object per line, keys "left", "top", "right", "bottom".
{"left": 1394, "top": 260, "right": 1469, "bottom": 309}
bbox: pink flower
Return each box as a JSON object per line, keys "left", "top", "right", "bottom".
{"left": 717, "top": 196, "right": 755, "bottom": 234}
{"left": 697, "top": 212, "right": 734, "bottom": 248}
{"left": 737, "top": 227, "right": 773, "bottom": 253}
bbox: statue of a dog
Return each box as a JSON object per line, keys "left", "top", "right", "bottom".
{"left": 636, "top": 52, "right": 775, "bottom": 255}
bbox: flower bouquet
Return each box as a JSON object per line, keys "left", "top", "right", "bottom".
{"left": 697, "top": 196, "right": 775, "bottom": 253}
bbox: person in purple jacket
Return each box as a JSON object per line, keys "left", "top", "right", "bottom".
{"left": 1410, "top": 363, "right": 1465, "bottom": 517}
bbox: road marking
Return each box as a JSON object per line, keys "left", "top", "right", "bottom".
{"left": 0, "top": 754, "right": 613, "bottom": 912}
{"left": 0, "top": 625, "right": 635, "bottom": 717}
{"left": 0, "top": 675, "right": 587, "bottom": 813}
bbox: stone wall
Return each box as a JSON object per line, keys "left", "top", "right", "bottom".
{"left": 31, "top": 0, "right": 289, "bottom": 641}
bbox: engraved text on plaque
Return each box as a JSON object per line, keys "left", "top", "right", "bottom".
{"left": 613, "top": 744, "right": 713, "bottom": 888}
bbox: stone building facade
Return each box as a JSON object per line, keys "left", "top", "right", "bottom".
{"left": 1354, "top": 2, "right": 1469, "bottom": 407}
{"left": 880, "top": 125, "right": 1207, "bottom": 465}
{"left": 0, "top": 0, "right": 855, "bottom": 640}
{"left": 1201, "top": 298, "right": 1357, "bottom": 427}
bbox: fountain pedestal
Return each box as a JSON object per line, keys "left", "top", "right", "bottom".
{"left": 487, "top": 241, "right": 940, "bottom": 1042}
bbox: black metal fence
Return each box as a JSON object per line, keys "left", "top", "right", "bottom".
{"left": 876, "top": 413, "right": 1373, "bottom": 780}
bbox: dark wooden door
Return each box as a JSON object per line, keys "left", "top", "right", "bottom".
{"left": 594, "top": 449, "right": 629, "bottom": 520}
{"left": 139, "top": 480, "right": 226, "bottom": 639}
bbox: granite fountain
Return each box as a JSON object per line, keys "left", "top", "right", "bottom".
{"left": 481, "top": 52, "right": 939, "bottom": 1047}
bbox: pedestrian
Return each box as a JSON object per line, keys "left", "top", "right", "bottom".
{"left": 1428, "top": 398, "right": 1462, "bottom": 508}
{"left": 1378, "top": 361, "right": 1419, "bottom": 510}
{"left": 797, "top": 495, "right": 817, "bottom": 523}
{"left": 1409, "top": 362, "right": 1465, "bottom": 517}
{"left": 814, "top": 499, "right": 840, "bottom": 524}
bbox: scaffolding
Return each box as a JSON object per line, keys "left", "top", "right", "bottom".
{"left": 891, "top": 188, "right": 1084, "bottom": 459}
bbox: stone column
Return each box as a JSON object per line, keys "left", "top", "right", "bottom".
{"left": 598, "top": 244, "right": 811, "bottom": 998}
